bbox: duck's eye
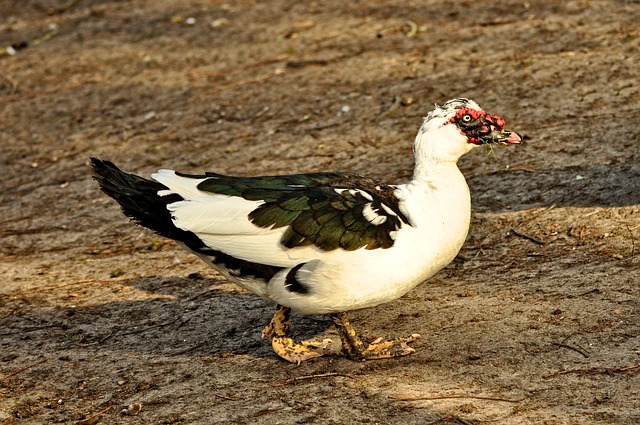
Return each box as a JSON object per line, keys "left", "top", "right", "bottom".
{"left": 461, "top": 114, "right": 473, "bottom": 123}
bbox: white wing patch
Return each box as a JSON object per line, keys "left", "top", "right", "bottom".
{"left": 381, "top": 203, "right": 397, "bottom": 216}
{"left": 149, "top": 171, "right": 326, "bottom": 267}
{"left": 362, "top": 203, "right": 388, "bottom": 226}
{"left": 358, "top": 190, "right": 373, "bottom": 201}
{"left": 347, "top": 188, "right": 373, "bottom": 201}
{"left": 166, "top": 197, "right": 264, "bottom": 235}
{"left": 153, "top": 170, "right": 208, "bottom": 198}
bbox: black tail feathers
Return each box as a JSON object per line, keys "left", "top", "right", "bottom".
{"left": 91, "top": 158, "right": 283, "bottom": 280}
{"left": 90, "top": 158, "right": 186, "bottom": 241}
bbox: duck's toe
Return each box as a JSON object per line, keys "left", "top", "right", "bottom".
{"left": 270, "top": 335, "right": 337, "bottom": 364}
{"left": 332, "top": 312, "right": 421, "bottom": 360}
{"left": 360, "top": 333, "right": 422, "bottom": 359}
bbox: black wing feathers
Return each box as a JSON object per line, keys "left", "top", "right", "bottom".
{"left": 93, "top": 159, "right": 408, "bottom": 254}
{"left": 90, "top": 158, "right": 282, "bottom": 282}
{"left": 91, "top": 158, "right": 180, "bottom": 240}
{"left": 196, "top": 172, "right": 409, "bottom": 252}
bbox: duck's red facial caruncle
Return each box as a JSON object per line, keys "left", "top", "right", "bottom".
{"left": 448, "top": 107, "right": 521, "bottom": 146}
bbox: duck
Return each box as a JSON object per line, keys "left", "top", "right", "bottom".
{"left": 91, "top": 98, "right": 521, "bottom": 363}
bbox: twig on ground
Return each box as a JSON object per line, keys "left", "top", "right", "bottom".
{"left": 86, "top": 314, "right": 187, "bottom": 345}
{"left": 579, "top": 288, "right": 601, "bottom": 296}
{"left": 544, "top": 364, "right": 639, "bottom": 378}
{"left": 0, "top": 357, "right": 49, "bottom": 382}
{"left": 39, "top": 277, "right": 127, "bottom": 291}
{"left": 76, "top": 406, "right": 111, "bottom": 424}
{"left": 552, "top": 342, "right": 589, "bottom": 358}
{"left": 271, "top": 372, "right": 356, "bottom": 387}
{"left": 0, "top": 309, "right": 15, "bottom": 319}
{"left": 0, "top": 214, "right": 36, "bottom": 226}
{"left": 4, "top": 77, "right": 105, "bottom": 102}
{"left": 627, "top": 224, "right": 636, "bottom": 258}
{"left": 0, "top": 324, "right": 61, "bottom": 336}
{"left": 390, "top": 394, "right": 524, "bottom": 403}
{"left": 1, "top": 226, "right": 68, "bottom": 237}
{"left": 286, "top": 59, "right": 329, "bottom": 68}
{"left": 380, "top": 96, "right": 402, "bottom": 117}
{"left": 516, "top": 204, "right": 556, "bottom": 228}
{"left": 208, "top": 74, "right": 274, "bottom": 95}
{"left": 170, "top": 341, "right": 208, "bottom": 356}
{"left": 92, "top": 330, "right": 117, "bottom": 345}
{"left": 509, "top": 229, "right": 545, "bottom": 245}
{"left": 119, "top": 315, "right": 187, "bottom": 336}
{"left": 214, "top": 393, "right": 239, "bottom": 401}
{"left": 551, "top": 180, "right": 593, "bottom": 206}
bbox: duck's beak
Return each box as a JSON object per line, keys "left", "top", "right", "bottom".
{"left": 480, "top": 127, "right": 522, "bottom": 145}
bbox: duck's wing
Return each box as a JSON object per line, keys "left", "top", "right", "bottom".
{"left": 154, "top": 170, "right": 412, "bottom": 266}
{"left": 91, "top": 158, "right": 411, "bottom": 272}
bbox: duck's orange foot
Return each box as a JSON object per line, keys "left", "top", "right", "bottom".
{"left": 270, "top": 335, "right": 335, "bottom": 364}
{"left": 262, "top": 305, "right": 337, "bottom": 364}
{"left": 331, "top": 312, "right": 421, "bottom": 360}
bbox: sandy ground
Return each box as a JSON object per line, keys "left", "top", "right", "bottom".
{"left": 1, "top": 0, "right": 639, "bottom": 424}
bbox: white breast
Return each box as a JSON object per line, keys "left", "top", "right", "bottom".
{"left": 268, "top": 164, "right": 472, "bottom": 314}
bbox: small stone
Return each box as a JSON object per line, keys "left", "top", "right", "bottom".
{"left": 400, "top": 96, "right": 414, "bottom": 106}
{"left": 143, "top": 111, "right": 156, "bottom": 121}
{"left": 122, "top": 403, "right": 142, "bottom": 416}
{"left": 211, "top": 18, "right": 230, "bottom": 28}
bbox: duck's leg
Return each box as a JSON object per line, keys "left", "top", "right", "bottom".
{"left": 262, "top": 305, "right": 335, "bottom": 364}
{"left": 331, "top": 312, "right": 421, "bottom": 360}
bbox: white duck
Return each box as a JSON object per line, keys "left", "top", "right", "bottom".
{"left": 91, "top": 98, "right": 521, "bottom": 363}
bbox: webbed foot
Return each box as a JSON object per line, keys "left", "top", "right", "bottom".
{"left": 262, "top": 305, "right": 336, "bottom": 364}
{"left": 331, "top": 312, "right": 421, "bottom": 360}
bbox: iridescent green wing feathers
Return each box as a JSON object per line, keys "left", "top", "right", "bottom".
{"left": 195, "top": 173, "right": 410, "bottom": 252}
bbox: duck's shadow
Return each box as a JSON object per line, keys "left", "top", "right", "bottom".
{"left": 6, "top": 275, "right": 333, "bottom": 360}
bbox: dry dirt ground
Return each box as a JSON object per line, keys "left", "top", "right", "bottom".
{"left": 1, "top": 0, "right": 639, "bottom": 424}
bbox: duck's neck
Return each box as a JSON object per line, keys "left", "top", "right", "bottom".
{"left": 400, "top": 157, "right": 470, "bottom": 230}
{"left": 409, "top": 116, "right": 475, "bottom": 184}
{"left": 411, "top": 157, "right": 463, "bottom": 186}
